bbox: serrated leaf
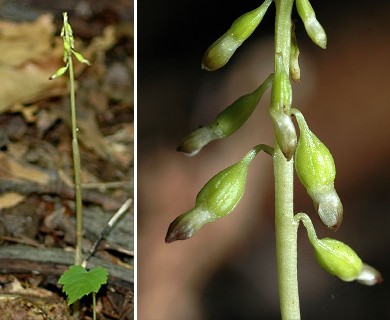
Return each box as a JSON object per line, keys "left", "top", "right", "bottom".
{"left": 58, "top": 265, "right": 108, "bottom": 305}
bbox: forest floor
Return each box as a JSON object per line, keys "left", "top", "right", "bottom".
{"left": 0, "top": 1, "right": 134, "bottom": 319}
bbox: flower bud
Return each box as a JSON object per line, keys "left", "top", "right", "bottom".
{"left": 269, "top": 55, "right": 296, "bottom": 160}
{"left": 72, "top": 50, "right": 91, "bottom": 65}
{"left": 201, "top": 0, "right": 272, "bottom": 71}
{"left": 310, "top": 186, "right": 343, "bottom": 229}
{"left": 49, "top": 65, "right": 69, "bottom": 80}
{"left": 166, "top": 145, "right": 263, "bottom": 242}
{"left": 177, "top": 74, "right": 274, "bottom": 156}
{"left": 293, "top": 109, "right": 343, "bottom": 229}
{"left": 296, "top": 0, "right": 327, "bottom": 49}
{"left": 165, "top": 207, "right": 213, "bottom": 243}
{"left": 313, "top": 237, "right": 363, "bottom": 282}
{"left": 176, "top": 126, "right": 219, "bottom": 157}
{"left": 298, "top": 213, "right": 382, "bottom": 285}
{"left": 269, "top": 108, "right": 297, "bottom": 161}
{"left": 290, "top": 25, "right": 300, "bottom": 82}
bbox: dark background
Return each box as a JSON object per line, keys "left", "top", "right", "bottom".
{"left": 138, "top": 1, "right": 390, "bottom": 319}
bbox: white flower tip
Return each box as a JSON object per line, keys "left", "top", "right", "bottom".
{"left": 356, "top": 263, "right": 383, "bottom": 286}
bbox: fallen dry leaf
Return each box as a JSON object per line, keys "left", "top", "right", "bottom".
{"left": 52, "top": 102, "right": 112, "bottom": 161}
{"left": 0, "top": 15, "right": 55, "bottom": 67}
{"left": 0, "top": 62, "right": 67, "bottom": 113}
{"left": 0, "top": 152, "right": 50, "bottom": 185}
{"left": 0, "top": 14, "right": 67, "bottom": 113}
{"left": 0, "top": 192, "right": 25, "bottom": 209}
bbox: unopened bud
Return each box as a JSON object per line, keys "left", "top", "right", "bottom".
{"left": 202, "top": 0, "right": 272, "bottom": 71}
{"left": 72, "top": 50, "right": 91, "bottom": 65}
{"left": 49, "top": 65, "right": 69, "bottom": 80}
{"left": 176, "top": 126, "right": 218, "bottom": 157}
{"left": 310, "top": 186, "right": 343, "bottom": 229}
{"left": 296, "top": 0, "right": 327, "bottom": 49}
{"left": 269, "top": 108, "right": 297, "bottom": 161}
{"left": 270, "top": 55, "right": 296, "bottom": 160}
{"left": 298, "top": 212, "right": 382, "bottom": 285}
{"left": 293, "top": 109, "right": 343, "bottom": 229}
{"left": 313, "top": 237, "right": 363, "bottom": 282}
{"left": 165, "top": 207, "right": 212, "bottom": 243}
{"left": 166, "top": 145, "right": 264, "bottom": 242}
{"left": 177, "top": 74, "right": 274, "bottom": 156}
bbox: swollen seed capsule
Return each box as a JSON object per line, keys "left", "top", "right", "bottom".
{"left": 293, "top": 109, "right": 343, "bottom": 229}
{"left": 177, "top": 74, "right": 274, "bottom": 156}
{"left": 313, "top": 238, "right": 363, "bottom": 282}
{"left": 296, "top": 0, "right": 327, "bottom": 49}
{"left": 202, "top": 0, "right": 272, "bottom": 71}
{"left": 212, "top": 74, "right": 273, "bottom": 137}
{"left": 195, "top": 147, "right": 258, "bottom": 214}
{"left": 294, "top": 110, "right": 334, "bottom": 188}
{"left": 166, "top": 146, "right": 263, "bottom": 242}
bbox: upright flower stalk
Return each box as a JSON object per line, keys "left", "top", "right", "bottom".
{"left": 50, "top": 13, "right": 90, "bottom": 266}
{"left": 165, "top": 1, "right": 382, "bottom": 319}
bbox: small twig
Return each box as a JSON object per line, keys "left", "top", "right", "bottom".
{"left": 0, "top": 236, "right": 43, "bottom": 248}
{"left": 83, "top": 198, "right": 132, "bottom": 265}
{"left": 0, "top": 178, "right": 126, "bottom": 210}
{"left": 100, "top": 242, "right": 134, "bottom": 257}
{"left": 0, "top": 245, "right": 133, "bottom": 284}
{"left": 81, "top": 181, "right": 133, "bottom": 191}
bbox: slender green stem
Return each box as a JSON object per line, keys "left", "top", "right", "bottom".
{"left": 294, "top": 212, "right": 318, "bottom": 244}
{"left": 272, "top": 0, "right": 301, "bottom": 319}
{"left": 68, "top": 56, "right": 83, "bottom": 266}
{"left": 274, "top": 144, "right": 300, "bottom": 319}
{"left": 93, "top": 292, "right": 96, "bottom": 320}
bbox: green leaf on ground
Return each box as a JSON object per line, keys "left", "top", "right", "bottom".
{"left": 58, "top": 265, "right": 108, "bottom": 304}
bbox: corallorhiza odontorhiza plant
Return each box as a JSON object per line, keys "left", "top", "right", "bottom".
{"left": 165, "top": 0, "right": 383, "bottom": 319}
{"left": 50, "top": 13, "right": 108, "bottom": 319}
